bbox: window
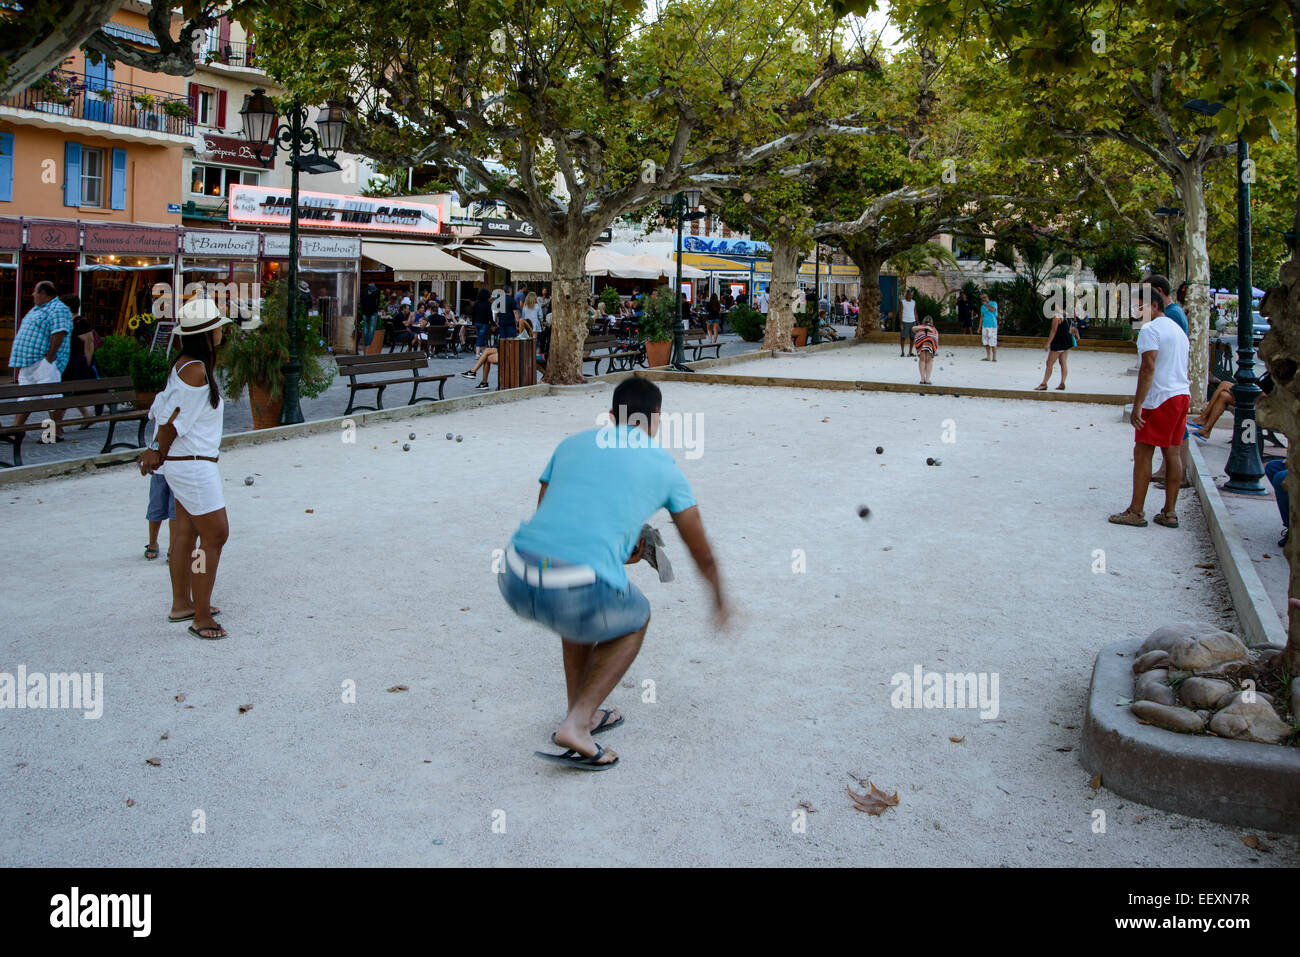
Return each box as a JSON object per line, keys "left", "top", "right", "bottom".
{"left": 190, "top": 163, "right": 259, "bottom": 198}
{"left": 192, "top": 85, "right": 216, "bottom": 126}
{"left": 81, "top": 147, "right": 104, "bottom": 207}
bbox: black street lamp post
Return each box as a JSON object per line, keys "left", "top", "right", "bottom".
{"left": 239, "top": 89, "right": 345, "bottom": 425}
{"left": 1186, "top": 98, "right": 1264, "bottom": 494}
{"left": 662, "top": 188, "right": 703, "bottom": 373}
{"left": 811, "top": 243, "right": 822, "bottom": 346}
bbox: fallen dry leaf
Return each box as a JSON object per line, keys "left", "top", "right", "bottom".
{"left": 238, "top": 703, "right": 253, "bottom": 713}
{"left": 126, "top": 798, "right": 135, "bottom": 807}
{"left": 949, "top": 735, "right": 965, "bottom": 743}
{"left": 1089, "top": 773, "right": 1102, "bottom": 790}
{"left": 387, "top": 685, "right": 409, "bottom": 693}
{"left": 174, "top": 693, "right": 185, "bottom": 703}
{"left": 145, "top": 757, "right": 161, "bottom": 767}
{"left": 846, "top": 783, "right": 899, "bottom": 816}
{"left": 1056, "top": 746, "right": 1073, "bottom": 753}
{"left": 160, "top": 732, "right": 168, "bottom": 740}
{"left": 798, "top": 799, "right": 817, "bottom": 813}
{"left": 305, "top": 508, "right": 314, "bottom": 514}
{"left": 1241, "top": 834, "right": 1271, "bottom": 852}
{"left": 1194, "top": 562, "right": 1215, "bottom": 569}
{"left": 459, "top": 607, "right": 470, "bottom": 611}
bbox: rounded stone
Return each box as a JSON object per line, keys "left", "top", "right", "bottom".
{"left": 456, "top": 435, "right": 463, "bottom": 442}
{"left": 1176, "top": 676, "right": 1234, "bottom": 710}
{"left": 1138, "top": 621, "right": 1232, "bottom": 657}
{"left": 1131, "top": 700, "right": 1205, "bottom": 734}
{"left": 1132, "top": 650, "right": 1170, "bottom": 674}
{"left": 875, "top": 446, "right": 884, "bottom": 454}
{"left": 446, "top": 433, "right": 453, "bottom": 440}
{"left": 402, "top": 443, "right": 411, "bottom": 451}
{"left": 1167, "top": 631, "right": 1250, "bottom": 672}
{"left": 244, "top": 476, "right": 254, "bottom": 486}
{"left": 1212, "top": 689, "right": 1276, "bottom": 711}
{"left": 1208, "top": 699, "right": 1292, "bottom": 745}
{"left": 1134, "top": 669, "right": 1175, "bottom": 706}
{"left": 409, "top": 432, "right": 416, "bottom": 440}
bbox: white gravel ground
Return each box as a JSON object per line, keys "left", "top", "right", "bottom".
{"left": 1, "top": 349, "right": 1293, "bottom": 867}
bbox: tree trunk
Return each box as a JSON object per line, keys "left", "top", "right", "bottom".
{"left": 542, "top": 246, "right": 590, "bottom": 385}
{"left": 850, "top": 250, "right": 883, "bottom": 340}
{"left": 763, "top": 237, "right": 801, "bottom": 352}
{"left": 1178, "top": 162, "right": 1212, "bottom": 413}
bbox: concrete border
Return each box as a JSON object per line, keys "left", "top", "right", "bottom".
{"left": 638, "top": 369, "right": 1130, "bottom": 405}
{"left": 1187, "top": 442, "right": 1289, "bottom": 648}
{"left": 1079, "top": 637, "right": 1300, "bottom": 833}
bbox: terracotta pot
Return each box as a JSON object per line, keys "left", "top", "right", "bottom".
{"left": 364, "top": 328, "right": 386, "bottom": 356}
{"left": 247, "top": 381, "right": 283, "bottom": 430}
{"left": 792, "top": 326, "right": 808, "bottom": 347}
{"left": 134, "top": 390, "right": 158, "bottom": 412}
{"left": 645, "top": 340, "right": 673, "bottom": 368}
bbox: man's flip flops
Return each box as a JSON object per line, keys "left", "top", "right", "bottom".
{"left": 591, "top": 708, "right": 624, "bottom": 734}
{"left": 534, "top": 743, "right": 619, "bottom": 771}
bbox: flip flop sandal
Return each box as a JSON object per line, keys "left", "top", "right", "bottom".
{"left": 1056, "top": 384, "right": 1066, "bottom": 390}
{"left": 169, "top": 607, "right": 221, "bottom": 623}
{"left": 1108, "top": 510, "right": 1148, "bottom": 527}
{"left": 1033, "top": 384, "right": 1047, "bottom": 391}
{"left": 534, "top": 743, "right": 619, "bottom": 771}
{"left": 1153, "top": 512, "right": 1179, "bottom": 528}
{"left": 145, "top": 545, "right": 159, "bottom": 560}
{"left": 188, "top": 624, "right": 228, "bottom": 640}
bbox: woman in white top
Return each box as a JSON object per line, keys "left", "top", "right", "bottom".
{"left": 520, "top": 291, "right": 542, "bottom": 335}
{"left": 899, "top": 290, "right": 917, "bottom": 357}
{"left": 138, "top": 298, "right": 231, "bottom": 640}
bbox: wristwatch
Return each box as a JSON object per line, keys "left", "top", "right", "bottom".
{"left": 148, "top": 441, "right": 160, "bottom": 453}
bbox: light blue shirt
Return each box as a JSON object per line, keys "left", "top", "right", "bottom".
{"left": 981, "top": 302, "right": 998, "bottom": 328}
{"left": 511, "top": 426, "right": 697, "bottom": 589}
{"left": 9, "top": 297, "right": 73, "bottom": 371}
{"left": 1163, "top": 302, "right": 1188, "bottom": 334}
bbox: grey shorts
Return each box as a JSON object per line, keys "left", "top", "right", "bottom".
{"left": 146, "top": 473, "right": 176, "bottom": 522}
{"left": 901, "top": 321, "right": 915, "bottom": 340}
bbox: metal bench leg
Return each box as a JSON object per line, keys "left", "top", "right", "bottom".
{"left": 1, "top": 433, "right": 22, "bottom": 468}
{"left": 101, "top": 419, "right": 118, "bottom": 454}
{"left": 409, "top": 377, "right": 421, "bottom": 406}
{"left": 344, "top": 383, "right": 358, "bottom": 416}
{"left": 374, "top": 384, "right": 387, "bottom": 410}
{"left": 438, "top": 379, "right": 446, "bottom": 400}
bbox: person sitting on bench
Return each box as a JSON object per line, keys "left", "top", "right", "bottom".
{"left": 462, "top": 348, "right": 498, "bottom": 390}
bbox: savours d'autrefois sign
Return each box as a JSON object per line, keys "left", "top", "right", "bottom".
{"left": 228, "top": 185, "right": 441, "bottom": 235}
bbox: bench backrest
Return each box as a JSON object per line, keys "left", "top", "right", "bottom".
{"left": 336, "top": 354, "right": 429, "bottom": 376}
{"left": 583, "top": 336, "right": 618, "bottom": 353}
{"left": 0, "top": 375, "right": 138, "bottom": 416}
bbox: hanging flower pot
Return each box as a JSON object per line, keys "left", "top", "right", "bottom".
{"left": 247, "top": 381, "right": 282, "bottom": 430}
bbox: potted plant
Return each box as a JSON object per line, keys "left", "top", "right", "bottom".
{"left": 598, "top": 285, "right": 621, "bottom": 316}
{"left": 217, "top": 281, "right": 335, "bottom": 429}
{"left": 638, "top": 286, "right": 677, "bottom": 367}
{"left": 163, "top": 99, "right": 194, "bottom": 119}
{"left": 94, "top": 87, "right": 114, "bottom": 103}
{"left": 30, "top": 70, "right": 74, "bottom": 113}
{"left": 131, "top": 92, "right": 155, "bottom": 110}
{"left": 728, "top": 303, "right": 765, "bottom": 342}
{"left": 129, "top": 347, "right": 174, "bottom": 410}
{"left": 93, "top": 334, "right": 144, "bottom": 378}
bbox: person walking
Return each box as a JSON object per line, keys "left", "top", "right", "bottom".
{"left": 899, "top": 290, "right": 916, "bottom": 357}
{"left": 913, "top": 315, "right": 939, "bottom": 384}
{"left": 8, "top": 281, "right": 73, "bottom": 438}
{"left": 757, "top": 286, "right": 769, "bottom": 319}
{"left": 358, "top": 283, "right": 382, "bottom": 353}
{"left": 706, "top": 293, "right": 721, "bottom": 344}
{"left": 1109, "top": 287, "right": 1191, "bottom": 529}
{"left": 136, "top": 298, "right": 231, "bottom": 640}
{"left": 499, "top": 377, "right": 728, "bottom": 769}
{"left": 497, "top": 284, "right": 519, "bottom": 340}
{"left": 979, "top": 293, "right": 998, "bottom": 361}
{"left": 472, "top": 287, "right": 493, "bottom": 357}
{"left": 1035, "top": 309, "right": 1074, "bottom": 390}
{"left": 956, "top": 291, "right": 972, "bottom": 336}
{"left": 521, "top": 290, "right": 543, "bottom": 338}
{"left": 62, "top": 295, "right": 100, "bottom": 425}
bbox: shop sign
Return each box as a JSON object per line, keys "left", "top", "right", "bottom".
{"left": 681, "top": 236, "right": 771, "bottom": 257}
{"left": 262, "top": 234, "right": 360, "bottom": 259}
{"left": 25, "top": 220, "right": 79, "bottom": 251}
{"left": 230, "top": 185, "right": 439, "bottom": 234}
{"left": 0, "top": 219, "right": 21, "bottom": 248}
{"left": 84, "top": 225, "right": 177, "bottom": 255}
{"left": 183, "top": 230, "right": 261, "bottom": 257}
{"left": 195, "top": 133, "right": 275, "bottom": 170}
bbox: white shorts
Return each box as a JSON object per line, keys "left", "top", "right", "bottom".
{"left": 981, "top": 327, "right": 998, "bottom": 347}
{"left": 17, "top": 359, "right": 62, "bottom": 397}
{"left": 159, "top": 459, "right": 225, "bottom": 516}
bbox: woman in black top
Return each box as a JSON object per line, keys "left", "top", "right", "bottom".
{"left": 706, "top": 293, "right": 721, "bottom": 343}
{"left": 62, "top": 296, "right": 100, "bottom": 424}
{"left": 1035, "top": 310, "right": 1074, "bottom": 391}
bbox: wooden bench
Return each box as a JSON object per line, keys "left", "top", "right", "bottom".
{"left": 0, "top": 376, "right": 148, "bottom": 467}
{"left": 683, "top": 330, "right": 723, "bottom": 361}
{"left": 335, "top": 354, "right": 451, "bottom": 415}
{"left": 582, "top": 335, "right": 640, "bottom": 375}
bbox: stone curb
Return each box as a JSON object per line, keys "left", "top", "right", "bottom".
{"left": 1187, "top": 442, "right": 1289, "bottom": 648}
{"left": 1079, "top": 637, "right": 1300, "bottom": 833}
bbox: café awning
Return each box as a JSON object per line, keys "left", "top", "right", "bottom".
{"left": 453, "top": 244, "right": 553, "bottom": 281}
{"left": 362, "top": 241, "right": 485, "bottom": 281}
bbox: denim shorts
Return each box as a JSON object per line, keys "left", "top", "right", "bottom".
{"left": 474, "top": 323, "right": 489, "bottom": 347}
{"left": 146, "top": 472, "right": 176, "bottom": 522}
{"left": 498, "top": 550, "right": 650, "bottom": 644}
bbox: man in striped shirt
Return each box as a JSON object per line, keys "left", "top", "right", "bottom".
{"left": 8, "top": 281, "right": 73, "bottom": 437}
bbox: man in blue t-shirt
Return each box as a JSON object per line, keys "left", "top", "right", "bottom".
{"left": 500, "top": 377, "right": 728, "bottom": 770}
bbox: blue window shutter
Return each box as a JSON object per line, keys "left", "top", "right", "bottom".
{"left": 64, "top": 141, "right": 81, "bottom": 207}
{"left": 110, "top": 148, "right": 127, "bottom": 209}
{"left": 0, "top": 132, "right": 13, "bottom": 202}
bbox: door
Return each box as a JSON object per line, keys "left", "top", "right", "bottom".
{"left": 84, "top": 59, "right": 113, "bottom": 123}
{"left": 878, "top": 274, "right": 897, "bottom": 330}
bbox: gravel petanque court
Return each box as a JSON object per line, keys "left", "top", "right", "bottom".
{"left": 2, "top": 351, "right": 1294, "bottom": 866}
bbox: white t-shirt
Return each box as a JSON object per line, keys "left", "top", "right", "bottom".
{"left": 900, "top": 299, "right": 916, "bottom": 323}
{"left": 757, "top": 291, "right": 769, "bottom": 314}
{"left": 1136, "top": 315, "right": 1190, "bottom": 410}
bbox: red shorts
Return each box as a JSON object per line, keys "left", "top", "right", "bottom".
{"left": 1135, "top": 394, "right": 1190, "bottom": 448}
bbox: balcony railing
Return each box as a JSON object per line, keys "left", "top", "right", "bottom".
{"left": 1, "top": 71, "right": 194, "bottom": 137}
{"left": 203, "top": 39, "right": 259, "bottom": 70}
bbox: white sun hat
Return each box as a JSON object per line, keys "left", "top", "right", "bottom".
{"left": 177, "top": 297, "right": 233, "bottom": 335}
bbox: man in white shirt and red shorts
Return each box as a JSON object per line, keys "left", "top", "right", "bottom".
{"left": 1109, "top": 287, "right": 1191, "bottom": 528}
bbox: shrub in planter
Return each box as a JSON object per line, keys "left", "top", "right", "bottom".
{"left": 598, "top": 286, "right": 621, "bottom": 315}
{"left": 163, "top": 99, "right": 194, "bottom": 119}
{"left": 637, "top": 287, "right": 677, "bottom": 343}
{"left": 130, "top": 347, "right": 175, "bottom": 393}
{"left": 728, "top": 304, "right": 766, "bottom": 342}
{"left": 217, "top": 280, "right": 335, "bottom": 403}
{"left": 94, "top": 335, "right": 145, "bottom": 379}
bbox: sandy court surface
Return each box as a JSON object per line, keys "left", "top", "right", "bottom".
{"left": 1, "top": 359, "right": 1290, "bottom": 867}
{"left": 737, "top": 342, "right": 1137, "bottom": 395}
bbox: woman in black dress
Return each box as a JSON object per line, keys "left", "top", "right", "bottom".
{"left": 1035, "top": 310, "right": 1074, "bottom": 391}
